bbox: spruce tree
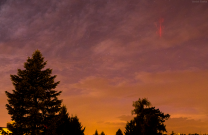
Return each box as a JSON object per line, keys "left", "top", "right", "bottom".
{"left": 94, "top": 130, "right": 98, "bottom": 135}
{"left": 69, "top": 115, "right": 85, "bottom": 135}
{"left": 56, "top": 105, "right": 71, "bottom": 135}
{"left": 116, "top": 129, "right": 123, "bottom": 135}
{"left": 56, "top": 105, "right": 85, "bottom": 135}
{"left": 5, "top": 50, "right": 62, "bottom": 135}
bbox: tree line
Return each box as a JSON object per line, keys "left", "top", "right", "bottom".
{"left": 93, "top": 98, "right": 170, "bottom": 135}
{"left": 5, "top": 50, "right": 170, "bottom": 135}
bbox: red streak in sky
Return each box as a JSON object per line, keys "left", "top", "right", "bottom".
{"left": 155, "top": 18, "right": 164, "bottom": 38}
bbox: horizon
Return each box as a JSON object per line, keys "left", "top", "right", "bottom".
{"left": 0, "top": 0, "right": 208, "bottom": 135}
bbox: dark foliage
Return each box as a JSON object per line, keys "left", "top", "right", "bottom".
{"left": 69, "top": 116, "right": 85, "bottom": 135}
{"left": 116, "top": 129, "right": 123, "bottom": 135}
{"left": 56, "top": 105, "right": 85, "bottom": 135}
{"left": 5, "top": 50, "right": 62, "bottom": 135}
{"left": 94, "top": 130, "right": 98, "bottom": 135}
{"left": 55, "top": 105, "right": 70, "bottom": 135}
{"left": 100, "top": 131, "right": 105, "bottom": 135}
{"left": 125, "top": 98, "right": 170, "bottom": 135}
{"left": 170, "top": 131, "right": 175, "bottom": 135}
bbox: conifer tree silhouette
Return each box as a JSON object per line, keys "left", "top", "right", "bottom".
{"left": 56, "top": 105, "right": 85, "bottom": 135}
{"left": 94, "top": 130, "right": 98, "bottom": 135}
{"left": 116, "top": 129, "right": 123, "bottom": 135}
{"left": 5, "top": 50, "right": 62, "bottom": 135}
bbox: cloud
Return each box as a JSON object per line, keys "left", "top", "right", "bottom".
{"left": 0, "top": 0, "right": 207, "bottom": 81}
{"left": 117, "top": 115, "right": 134, "bottom": 122}
{"left": 70, "top": 70, "right": 208, "bottom": 120}
{"left": 165, "top": 117, "right": 208, "bottom": 134}
{"left": 104, "top": 121, "right": 126, "bottom": 126}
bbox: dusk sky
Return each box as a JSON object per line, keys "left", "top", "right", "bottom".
{"left": 0, "top": 0, "right": 208, "bottom": 134}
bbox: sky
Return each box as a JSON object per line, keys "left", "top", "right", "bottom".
{"left": 0, "top": 0, "right": 208, "bottom": 134}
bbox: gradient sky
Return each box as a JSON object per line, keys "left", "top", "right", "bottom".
{"left": 0, "top": 0, "right": 208, "bottom": 134}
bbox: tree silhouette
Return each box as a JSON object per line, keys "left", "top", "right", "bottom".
{"left": 69, "top": 115, "right": 85, "bottom": 135}
{"left": 100, "top": 131, "right": 105, "bottom": 135}
{"left": 170, "top": 131, "right": 175, "bottom": 135}
{"left": 55, "top": 105, "right": 70, "bottom": 135}
{"left": 125, "top": 98, "right": 170, "bottom": 135}
{"left": 56, "top": 105, "right": 85, "bottom": 135}
{"left": 7, "top": 121, "right": 18, "bottom": 134}
{"left": 94, "top": 130, "right": 98, "bottom": 135}
{"left": 116, "top": 129, "right": 123, "bottom": 135}
{"left": 5, "top": 50, "right": 62, "bottom": 135}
